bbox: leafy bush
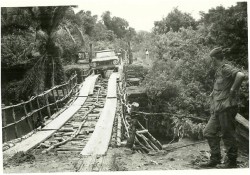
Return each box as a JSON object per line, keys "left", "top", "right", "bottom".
{"left": 1, "top": 33, "right": 37, "bottom": 67}
{"left": 141, "top": 25, "right": 249, "bottom": 140}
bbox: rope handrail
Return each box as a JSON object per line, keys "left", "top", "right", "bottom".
{"left": 2, "top": 74, "right": 77, "bottom": 110}
{"left": 2, "top": 83, "right": 78, "bottom": 129}
{"left": 1, "top": 73, "right": 79, "bottom": 142}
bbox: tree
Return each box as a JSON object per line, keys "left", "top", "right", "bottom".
{"left": 200, "top": 2, "right": 248, "bottom": 68}
{"left": 92, "top": 21, "right": 115, "bottom": 41}
{"left": 76, "top": 10, "right": 98, "bottom": 36}
{"left": 101, "top": 11, "right": 129, "bottom": 38}
{"left": 2, "top": 6, "right": 72, "bottom": 100}
{"left": 153, "top": 8, "right": 197, "bottom": 34}
{"left": 125, "top": 27, "right": 136, "bottom": 42}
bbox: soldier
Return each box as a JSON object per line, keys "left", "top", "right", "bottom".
{"left": 145, "top": 49, "right": 149, "bottom": 59}
{"left": 201, "top": 47, "right": 245, "bottom": 169}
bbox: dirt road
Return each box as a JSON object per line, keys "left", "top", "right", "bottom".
{"left": 3, "top": 138, "right": 248, "bottom": 173}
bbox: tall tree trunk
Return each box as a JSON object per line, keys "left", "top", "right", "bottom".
{"left": 45, "top": 36, "right": 65, "bottom": 88}
{"left": 76, "top": 27, "right": 85, "bottom": 46}
{"left": 64, "top": 26, "right": 76, "bottom": 44}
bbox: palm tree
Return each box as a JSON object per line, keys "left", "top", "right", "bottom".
{"left": 2, "top": 6, "right": 73, "bottom": 99}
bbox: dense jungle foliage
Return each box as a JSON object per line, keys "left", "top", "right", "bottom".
{"left": 1, "top": 2, "right": 248, "bottom": 131}
{"left": 1, "top": 6, "right": 135, "bottom": 103}
{"left": 139, "top": 2, "right": 248, "bottom": 123}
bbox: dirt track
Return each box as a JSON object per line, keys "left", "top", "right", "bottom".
{"left": 3, "top": 138, "right": 248, "bottom": 173}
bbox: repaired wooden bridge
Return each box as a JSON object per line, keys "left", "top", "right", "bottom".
{"left": 2, "top": 64, "right": 249, "bottom": 172}
{"left": 3, "top": 71, "right": 119, "bottom": 156}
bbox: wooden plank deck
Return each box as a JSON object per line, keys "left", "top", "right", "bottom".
{"left": 89, "top": 75, "right": 100, "bottom": 95}
{"left": 81, "top": 73, "right": 118, "bottom": 155}
{"left": 3, "top": 75, "right": 98, "bottom": 158}
{"left": 107, "top": 73, "right": 119, "bottom": 98}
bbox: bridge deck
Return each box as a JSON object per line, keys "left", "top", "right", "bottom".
{"left": 3, "top": 75, "right": 99, "bottom": 158}
{"left": 81, "top": 73, "right": 119, "bottom": 155}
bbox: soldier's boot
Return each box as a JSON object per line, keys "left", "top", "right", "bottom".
{"left": 200, "top": 138, "right": 221, "bottom": 168}
{"left": 200, "top": 153, "right": 221, "bottom": 168}
{"left": 222, "top": 139, "right": 238, "bottom": 169}
{"left": 223, "top": 159, "right": 237, "bottom": 168}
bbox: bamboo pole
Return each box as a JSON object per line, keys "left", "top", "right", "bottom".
{"left": 21, "top": 100, "right": 33, "bottom": 131}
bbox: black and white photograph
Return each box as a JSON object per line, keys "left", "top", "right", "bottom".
{"left": 0, "top": 0, "right": 249, "bottom": 174}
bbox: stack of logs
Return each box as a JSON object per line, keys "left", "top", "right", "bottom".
{"left": 117, "top": 70, "right": 163, "bottom": 153}
{"left": 116, "top": 93, "right": 163, "bottom": 153}
{"left": 124, "top": 114, "right": 163, "bottom": 153}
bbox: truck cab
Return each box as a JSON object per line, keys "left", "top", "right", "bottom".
{"left": 91, "top": 49, "right": 121, "bottom": 76}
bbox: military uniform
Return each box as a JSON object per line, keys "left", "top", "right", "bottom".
{"left": 203, "top": 63, "right": 239, "bottom": 166}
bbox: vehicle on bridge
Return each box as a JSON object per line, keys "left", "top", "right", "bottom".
{"left": 91, "top": 49, "right": 122, "bottom": 77}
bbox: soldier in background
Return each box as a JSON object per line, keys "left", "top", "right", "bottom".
{"left": 145, "top": 49, "right": 149, "bottom": 59}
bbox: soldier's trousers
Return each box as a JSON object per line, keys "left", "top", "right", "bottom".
{"left": 203, "top": 107, "right": 238, "bottom": 161}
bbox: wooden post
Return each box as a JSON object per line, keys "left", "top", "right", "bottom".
{"left": 69, "top": 79, "right": 72, "bottom": 92}
{"left": 61, "top": 86, "right": 65, "bottom": 97}
{"left": 65, "top": 84, "right": 69, "bottom": 95}
{"left": 75, "top": 71, "right": 78, "bottom": 85}
{"left": 10, "top": 104, "right": 18, "bottom": 139}
{"left": 44, "top": 94, "right": 51, "bottom": 117}
{"left": 74, "top": 72, "right": 78, "bottom": 94}
{"left": 55, "top": 88, "right": 61, "bottom": 107}
{"left": 52, "top": 90, "right": 59, "bottom": 111}
{"left": 28, "top": 96, "right": 35, "bottom": 128}
{"left": 117, "top": 114, "right": 122, "bottom": 147}
{"left": 22, "top": 100, "right": 33, "bottom": 131}
{"left": 126, "top": 118, "right": 137, "bottom": 148}
{"left": 2, "top": 104, "right": 8, "bottom": 142}
{"left": 145, "top": 118, "right": 149, "bottom": 129}
{"left": 36, "top": 95, "right": 43, "bottom": 123}
{"left": 56, "top": 88, "right": 60, "bottom": 98}
{"left": 138, "top": 121, "right": 163, "bottom": 150}
{"left": 81, "top": 70, "right": 84, "bottom": 82}
{"left": 71, "top": 77, "right": 75, "bottom": 95}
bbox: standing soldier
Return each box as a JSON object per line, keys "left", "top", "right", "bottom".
{"left": 201, "top": 47, "right": 245, "bottom": 168}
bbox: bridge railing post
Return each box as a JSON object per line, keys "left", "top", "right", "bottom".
{"left": 2, "top": 104, "right": 7, "bottom": 142}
